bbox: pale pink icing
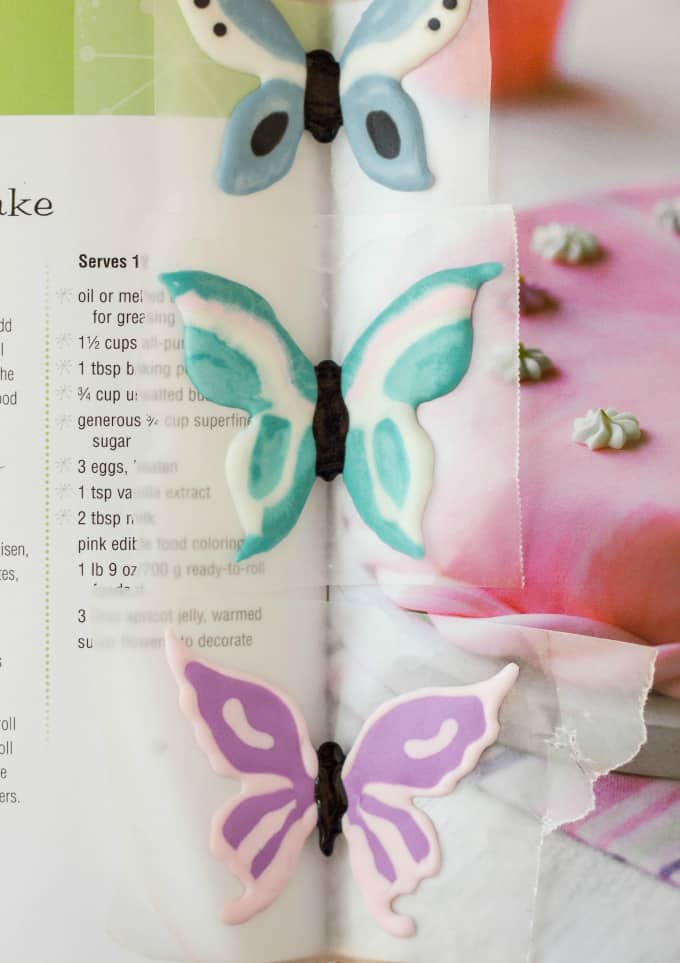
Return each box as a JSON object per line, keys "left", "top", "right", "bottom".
{"left": 165, "top": 632, "right": 319, "bottom": 924}
{"left": 380, "top": 183, "right": 680, "bottom": 698}
{"left": 342, "top": 666, "right": 518, "bottom": 938}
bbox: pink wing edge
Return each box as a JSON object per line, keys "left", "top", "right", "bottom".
{"left": 342, "top": 663, "right": 519, "bottom": 938}
{"left": 165, "top": 629, "right": 319, "bottom": 925}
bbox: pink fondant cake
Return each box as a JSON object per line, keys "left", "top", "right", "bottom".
{"left": 383, "top": 182, "right": 680, "bottom": 698}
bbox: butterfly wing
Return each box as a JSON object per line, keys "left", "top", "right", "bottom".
{"left": 341, "top": 263, "right": 502, "bottom": 559}
{"left": 219, "top": 79, "right": 305, "bottom": 195}
{"left": 176, "top": 0, "right": 307, "bottom": 194}
{"left": 340, "top": 0, "right": 473, "bottom": 190}
{"left": 166, "top": 631, "right": 318, "bottom": 924}
{"left": 161, "top": 271, "right": 317, "bottom": 561}
{"left": 342, "top": 665, "right": 518, "bottom": 937}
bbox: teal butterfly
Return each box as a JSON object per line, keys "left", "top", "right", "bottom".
{"left": 161, "top": 263, "right": 501, "bottom": 561}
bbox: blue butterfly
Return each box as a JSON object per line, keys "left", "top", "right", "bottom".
{"left": 175, "top": 0, "right": 473, "bottom": 194}
{"left": 161, "top": 262, "right": 502, "bottom": 561}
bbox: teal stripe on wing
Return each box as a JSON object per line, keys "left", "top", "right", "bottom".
{"left": 184, "top": 325, "right": 270, "bottom": 416}
{"left": 384, "top": 321, "right": 473, "bottom": 407}
{"left": 374, "top": 418, "right": 410, "bottom": 509}
{"left": 161, "top": 271, "right": 317, "bottom": 403}
{"left": 343, "top": 427, "right": 425, "bottom": 559}
{"left": 237, "top": 427, "right": 317, "bottom": 562}
{"left": 248, "top": 415, "right": 292, "bottom": 500}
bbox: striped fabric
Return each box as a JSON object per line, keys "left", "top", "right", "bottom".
{"left": 474, "top": 749, "right": 680, "bottom": 888}
{"left": 564, "top": 773, "right": 680, "bottom": 887}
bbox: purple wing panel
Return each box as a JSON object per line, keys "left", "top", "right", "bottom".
{"left": 166, "top": 631, "right": 318, "bottom": 924}
{"left": 342, "top": 664, "right": 519, "bottom": 937}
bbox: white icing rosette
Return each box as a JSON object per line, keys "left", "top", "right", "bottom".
{"left": 490, "top": 342, "right": 553, "bottom": 382}
{"left": 572, "top": 408, "right": 642, "bottom": 451}
{"left": 518, "top": 343, "right": 553, "bottom": 382}
{"left": 531, "top": 223, "right": 602, "bottom": 264}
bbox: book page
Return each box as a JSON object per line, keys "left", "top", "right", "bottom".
{"left": 0, "top": 115, "right": 328, "bottom": 962}
{"left": 0, "top": 1, "right": 503, "bottom": 961}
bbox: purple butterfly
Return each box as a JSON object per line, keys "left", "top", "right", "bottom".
{"left": 167, "top": 631, "right": 518, "bottom": 937}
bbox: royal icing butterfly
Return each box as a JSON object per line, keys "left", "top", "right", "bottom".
{"left": 161, "top": 263, "right": 502, "bottom": 561}
{"left": 175, "top": 0, "right": 473, "bottom": 194}
{"left": 167, "top": 631, "right": 518, "bottom": 936}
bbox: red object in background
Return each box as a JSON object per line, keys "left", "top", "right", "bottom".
{"left": 490, "top": 0, "right": 567, "bottom": 99}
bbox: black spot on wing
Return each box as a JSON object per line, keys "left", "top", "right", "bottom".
{"left": 366, "top": 111, "right": 401, "bottom": 160}
{"left": 250, "top": 112, "right": 290, "bottom": 157}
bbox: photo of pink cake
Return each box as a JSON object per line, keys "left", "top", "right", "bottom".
{"left": 380, "top": 182, "right": 680, "bottom": 701}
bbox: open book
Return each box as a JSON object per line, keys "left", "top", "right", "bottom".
{"left": 0, "top": 4, "right": 518, "bottom": 961}
{"left": 0, "top": 2, "right": 663, "bottom": 963}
